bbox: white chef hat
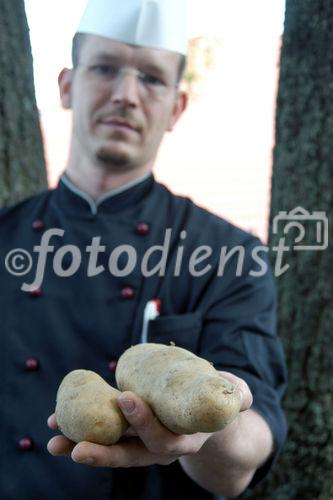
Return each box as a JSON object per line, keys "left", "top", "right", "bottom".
{"left": 77, "top": 0, "right": 188, "bottom": 55}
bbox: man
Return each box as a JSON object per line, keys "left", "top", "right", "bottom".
{"left": 0, "top": 0, "right": 287, "bottom": 498}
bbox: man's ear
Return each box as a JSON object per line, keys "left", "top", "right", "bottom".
{"left": 167, "top": 90, "right": 188, "bottom": 132}
{"left": 58, "top": 68, "right": 73, "bottom": 109}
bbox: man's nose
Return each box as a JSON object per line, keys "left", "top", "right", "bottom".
{"left": 111, "top": 70, "right": 140, "bottom": 107}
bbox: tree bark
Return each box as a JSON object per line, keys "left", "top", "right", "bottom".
{"left": 0, "top": 0, "right": 47, "bottom": 208}
{"left": 242, "top": 1, "right": 333, "bottom": 498}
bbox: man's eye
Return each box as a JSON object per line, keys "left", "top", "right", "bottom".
{"left": 90, "top": 64, "right": 118, "bottom": 76}
{"left": 140, "top": 73, "right": 164, "bottom": 86}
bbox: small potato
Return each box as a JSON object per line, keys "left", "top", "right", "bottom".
{"left": 55, "top": 370, "right": 128, "bottom": 445}
{"left": 116, "top": 343, "right": 242, "bottom": 435}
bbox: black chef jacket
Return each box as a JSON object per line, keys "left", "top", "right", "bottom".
{"left": 0, "top": 174, "right": 287, "bottom": 500}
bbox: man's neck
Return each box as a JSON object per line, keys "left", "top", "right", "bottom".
{"left": 64, "top": 162, "right": 153, "bottom": 201}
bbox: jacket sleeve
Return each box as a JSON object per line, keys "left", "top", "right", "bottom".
{"left": 198, "top": 237, "right": 288, "bottom": 488}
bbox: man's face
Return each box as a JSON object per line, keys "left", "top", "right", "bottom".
{"left": 59, "top": 35, "right": 186, "bottom": 172}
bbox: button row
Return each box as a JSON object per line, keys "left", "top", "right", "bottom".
{"left": 28, "top": 286, "right": 136, "bottom": 300}
{"left": 23, "top": 358, "right": 118, "bottom": 372}
{"left": 32, "top": 220, "right": 150, "bottom": 235}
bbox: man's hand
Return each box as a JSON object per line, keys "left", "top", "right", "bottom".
{"left": 47, "top": 371, "right": 252, "bottom": 468}
{"left": 47, "top": 391, "right": 212, "bottom": 467}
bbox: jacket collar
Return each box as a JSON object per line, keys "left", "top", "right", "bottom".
{"left": 54, "top": 172, "right": 155, "bottom": 216}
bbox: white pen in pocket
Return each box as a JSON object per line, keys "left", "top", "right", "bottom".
{"left": 140, "top": 299, "right": 161, "bottom": 343}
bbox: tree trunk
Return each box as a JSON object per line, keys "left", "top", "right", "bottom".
{"left": 242, "top": 1, "right": 333, "bottom": 498}
{"left": 0, "top": 0, "right": 47, "bottom": 207}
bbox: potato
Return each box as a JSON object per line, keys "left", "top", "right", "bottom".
{"left": 55, "top": 369, "right": 128, "bottom": 445}
{"left": 115, "top": 343, "right": 241, "bottom": 434}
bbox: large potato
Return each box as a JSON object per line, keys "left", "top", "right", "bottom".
{"left": 115, "top": 343, "right": 241, "bottom": 434}
{"left": 55, "top": 369, "right": 128, "bottom": 445}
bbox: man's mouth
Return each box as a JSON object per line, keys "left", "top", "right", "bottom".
{"left": 100, "top": 118, "right": 140, "bottom": 133}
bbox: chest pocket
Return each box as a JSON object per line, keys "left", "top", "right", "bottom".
{"left": 147, "top": 311, "right": 203, "bottom": 352}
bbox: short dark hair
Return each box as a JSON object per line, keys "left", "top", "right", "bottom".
{"left": 71, "top": 33, "right": 187, "bottom": 84}
{"left": 72, "top": 33, "right": 87, "bottom": 68}
{"left": 177, "top": 54, "right": 187, "bottom": 83}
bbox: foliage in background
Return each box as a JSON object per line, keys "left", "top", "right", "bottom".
{"left": 182, "top": 36, "right": 221, "bottom": 101}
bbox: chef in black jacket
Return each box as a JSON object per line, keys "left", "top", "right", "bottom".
{"left": 0, "top": 0, "right": 287, "bottom": 498}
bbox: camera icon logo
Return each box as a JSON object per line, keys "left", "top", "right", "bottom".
{"left": 272, "top": 207, "right": 328, "bottom": 251}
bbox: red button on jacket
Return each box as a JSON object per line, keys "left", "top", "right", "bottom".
{"left": 136, "top": 222, "right": 150, "bottom": 235}
{"left": 121, "top": 287, "right": 135, "bottom": 299}
{"left": 25, "top": 358, "right": 39, "bottom": 371}
{"left": 108, "top": 360, "right": 118, "bottom": 372}
{"left": 32, "top": 219, "right": 45, "bottom": 231}
{"left": 18, "top": 437, "right": 33, "bottom": 450}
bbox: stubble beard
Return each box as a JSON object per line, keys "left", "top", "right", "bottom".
{"left": 94, "top": 125, "right": 142, "bottom": 171}
{"left": 95, "top": 145, "right": 141, "bottom": 173}
{"left": 97, "top": 148, "right": 129, "bottom": 167}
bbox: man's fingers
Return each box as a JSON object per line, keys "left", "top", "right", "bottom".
{"left": 122, "top": 426, "right": 138, "bottom": 438}
{"left": 218, "top": 371, "right": 253, "bottom": 411}
{"left": 118, "top": 391, "right": 169, "bottom": 452}
{"left": 47, "top": 435, "right": 76, "bottom": 456}
{"left": 117, "top": 391, "right": 192, "bottom": 455}
{"left": 71, "top": 439, "right": 174, "bottom": 468}
{"left": 47, "top": 413, "right": 58, "bottom": 430}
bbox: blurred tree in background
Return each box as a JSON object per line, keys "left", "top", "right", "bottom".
{"left": 243, "top": 0, "right": 333, "bottom": 498}
{"left": 0, "top": 0, "right": 47, "bottom": 208}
